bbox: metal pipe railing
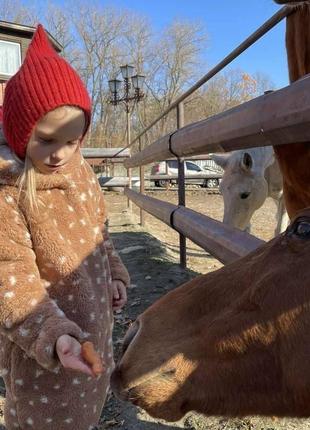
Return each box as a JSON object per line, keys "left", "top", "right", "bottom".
{"left": 120, "top": 5, "right": 292, "bottom": 267}
{"left": 125, "top": 188, "right": 264, "bottom": 264}
{"left": 113, "top": 6, "right": 291, "bottom": 158}
{"left": 125, "top": 75, "right": 310, "bottom": 168}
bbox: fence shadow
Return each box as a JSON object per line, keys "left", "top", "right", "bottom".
{"left": 0, "top": 228, "right": 199, "bottom": 430}
{"left": 101, "top": 229, "right": 200, "bottom": 429}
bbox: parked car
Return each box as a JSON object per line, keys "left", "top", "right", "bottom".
{"left": 150, "top": 160, "right": 222, "bottom": 188}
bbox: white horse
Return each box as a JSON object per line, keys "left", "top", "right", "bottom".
{"left": 212, "top": 147, "right": 289, "bottom": 235}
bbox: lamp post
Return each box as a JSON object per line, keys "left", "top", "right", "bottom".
{"left": 108, "top": 65, "right": 145, "bottom": 211}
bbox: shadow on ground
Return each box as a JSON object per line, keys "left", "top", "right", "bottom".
{"left": 101, "top": 226, "right": 310, "bottom": 430}
{"left": 0, "top": 229, "right": 195, "bottom": 430}
{"left": 100, "top": 229, "right": 199, "bottom": 429}
{"left": 1, "top": 226, "right": 305, "bottom": 429}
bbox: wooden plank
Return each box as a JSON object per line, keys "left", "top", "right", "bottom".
{"left": 86, "top": 158, "right": 127, "bottom": 165}
{"left": 82, "top": 148, "right": 130, "bottom": 158}
{"left": 173, "top": 207, "right": 264, "bottom": 263}
{"left": 124, "top": 75, "right": 310, "bottom": 168}
{"left": 97, "top": 174, "right": 221, "bottom": 187}
{"left": 125, "top": 136, "right": 172, "bottom": 168}
{"left": 99, "top": 177, "right": 129, "bottom": 187}
{"left": 125, "top": 188, "right": 264, "bottom": 264}
{"left": 148, "top": 174, "right": 222, "bottom": 180}
{"left": 125, "top": 188, "right": 175, "bottom": 225}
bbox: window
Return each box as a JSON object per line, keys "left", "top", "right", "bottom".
{"left": 0, "top": 40, "right": 21, "bottom": 77}
{"left": 186, "top": 162, "right": 201, "bottom": 171}
{"left": 167, "top": 160, "right": 178, "bottom": 169}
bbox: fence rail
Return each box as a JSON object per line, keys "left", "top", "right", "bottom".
{"left": 127, "top": 6, "right": 291, "bottom": 150}
{"left": 114, "top": 5, "right": 298, "bottom": 268}
{"left": 99, "top": 173, "right": 222, "bottom": 187}
{"left": 125, "top": 75, "right": 310, "bottom": 168}
{"left": 82, "top": 148, "right": 130, "bottom": 158}
{"left": 125, "top": 189, "right": 264, "bottom": 264}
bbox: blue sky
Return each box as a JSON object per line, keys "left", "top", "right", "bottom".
{"left": 108, "top": 0, "right": 289, "bottom": 89}
{"left": 28, "top": 0, "right": 289, "bottom": 89}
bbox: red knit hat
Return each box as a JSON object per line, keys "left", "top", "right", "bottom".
{"left": 3, "top": 24, "right": 91, "bottom": 159}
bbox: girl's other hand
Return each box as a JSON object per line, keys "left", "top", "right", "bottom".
{"left": 56, "top": 334, "right": 95, "bottom": 376}
{"left": 112, "top": 280, "right": 127, "bottom": 311}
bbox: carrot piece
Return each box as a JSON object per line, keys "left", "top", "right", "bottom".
{"left": 81, "top": 341, "right": 105, "bottom": 376}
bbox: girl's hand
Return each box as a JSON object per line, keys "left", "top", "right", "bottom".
{"left": 112, "top": 280, "right": 127, "bottom": 311}
{"left": 56, "top": 334, "right": 94, "bottom": 376}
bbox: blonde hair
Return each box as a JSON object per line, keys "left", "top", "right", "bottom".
{"left": 17, "top": 155, "right": 41, "bottom": 213}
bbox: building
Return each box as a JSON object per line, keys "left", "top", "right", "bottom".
{"left": 0, "top": 21, "right": 62, "bottom": 104}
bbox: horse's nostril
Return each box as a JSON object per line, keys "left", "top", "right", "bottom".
{"left": 161, "top": 368, "right": 176, "bottom": 379}
{"left": 111, "top": 367, "right": 130, "bottom": 400}
{"left": 240, "top": 192, "right": 250, "bottom": 199}
{"left": 122, "top": 320, "right": 140, "bottom": 355}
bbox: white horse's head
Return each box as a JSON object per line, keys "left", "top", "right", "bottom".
{"left": 212, "top": 148, "right": 274, "bottom": 232}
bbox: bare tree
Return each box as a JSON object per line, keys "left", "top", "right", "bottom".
{"left": 139, "top": 19, "right": 208, "bottom": 142}
{"left": 0, "top": 0, "right": 38, "bottom": 25}
{"left": 70, "top": 4, "right": 128, "bottom": 145}
{"left": 44, "top": 4, "right": 82, "bottom": 68}
{"left": 1, "top": 0, "right": 274, "bottom": 152}
{"left": 184, "top": 68, "right": 275, "bottom": 125}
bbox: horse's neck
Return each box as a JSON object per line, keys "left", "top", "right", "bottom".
{"left": 273, "top": 4, "right": 310, "bottom": 217}
{"left": 286, "top": 4, "right": 310, "bottom": 82}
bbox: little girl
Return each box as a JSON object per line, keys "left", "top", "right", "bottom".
{"left": 0, "top": 25, "right": 129, "bottom": 429}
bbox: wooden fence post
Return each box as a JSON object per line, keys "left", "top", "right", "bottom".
{"left": 177, "top": 102, "right": 186, "bottom": 269}
{"left": 126, "top": 109, "right": 132, "bottom": 212}
{"left": 139, "top": 137, "right": 145, "bottom": 226}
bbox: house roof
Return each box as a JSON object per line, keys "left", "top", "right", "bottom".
{"left": 0, "top": 20, "right": 62, "bottom": 52}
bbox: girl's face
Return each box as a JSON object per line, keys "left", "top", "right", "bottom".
{"left": 27, "top": 106, "right": 86, "bottom": 174}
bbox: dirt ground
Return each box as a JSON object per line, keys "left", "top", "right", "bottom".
{"left": 1, "top": 188, "right": 310, "bottom": 429}
{"left": 99, "top": 188, "right": 310, "bottom": 430}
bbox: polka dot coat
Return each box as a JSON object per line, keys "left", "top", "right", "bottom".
{"left": 0, "top": 144, "right": 130, "bottom": 429}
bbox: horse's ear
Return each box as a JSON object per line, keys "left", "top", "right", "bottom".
{"left": 240, "top": 152, "right": 253, "bottom": 171}
{"left": 210, "top": 153, "right": 231, "bottom": 169}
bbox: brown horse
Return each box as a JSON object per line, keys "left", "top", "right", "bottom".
{"left": 111, "top": 1, "right": 310, "bottom": 421}
{"left": 273, "top": 0, "right": 310, "bottom": 218}
{"left": 112, "top": 209, "right": 310, "bottom": 420}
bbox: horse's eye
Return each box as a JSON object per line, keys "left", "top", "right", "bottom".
{"left": 294, "top": 221, "right": 310, "bottom": 239}
{"left": 240, "top": 192, "right": 250, "bottom": 200}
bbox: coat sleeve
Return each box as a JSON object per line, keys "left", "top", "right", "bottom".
{"left": 0, "top": 195, "right": 85, "bottom": 371}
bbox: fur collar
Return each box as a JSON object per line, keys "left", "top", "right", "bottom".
{"left": 0, "top": 143, "right": 83, "bottom": 190}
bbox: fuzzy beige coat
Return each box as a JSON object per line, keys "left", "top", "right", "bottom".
{"left": 0, "top": 143, "right": 130, "bottom": 429}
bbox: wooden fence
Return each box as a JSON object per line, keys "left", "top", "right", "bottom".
{"left": 110, "top": 5, "right": 307, "bottom": 267}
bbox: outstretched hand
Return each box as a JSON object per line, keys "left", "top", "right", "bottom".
{"left": 56, "top": 334, "right": 95, "bottom": 376}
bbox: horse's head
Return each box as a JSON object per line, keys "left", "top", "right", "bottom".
{"left": 211, "top": 149, "right": 273, "bottom": 232}
{"left": 112, "top": 208, "right": 310, "bottom": 420}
